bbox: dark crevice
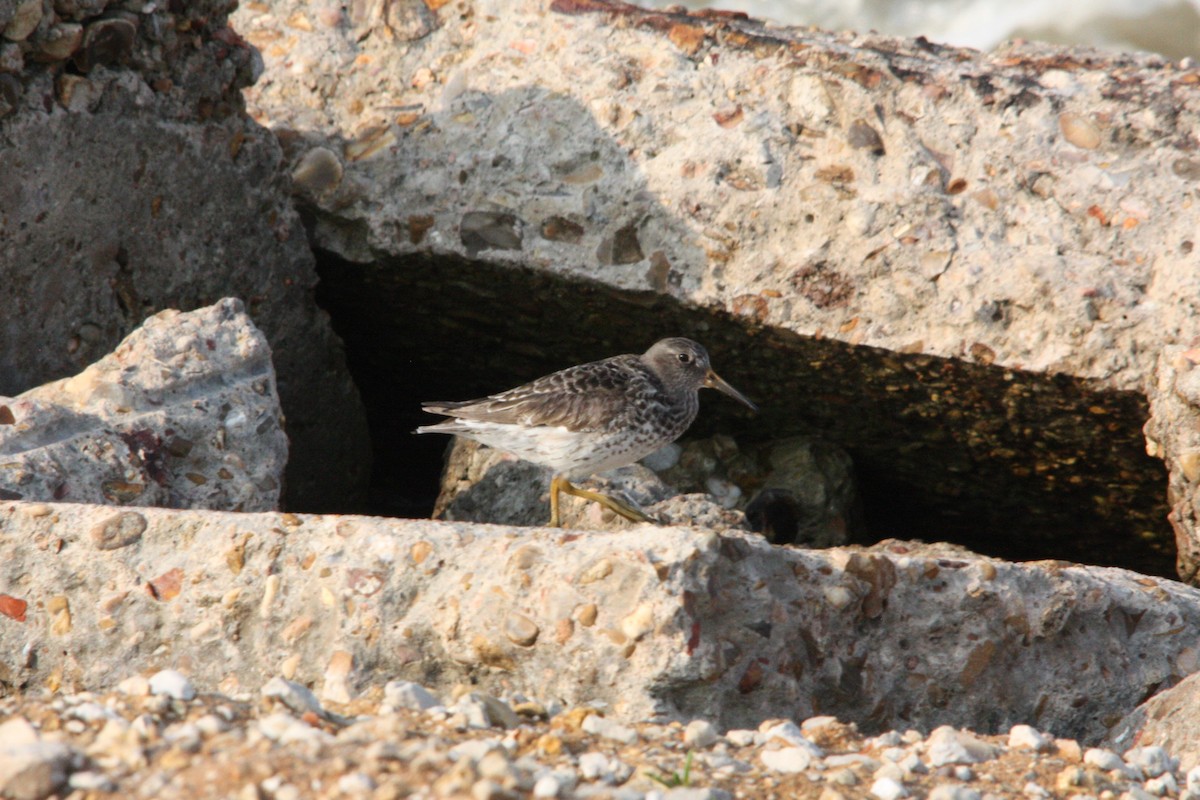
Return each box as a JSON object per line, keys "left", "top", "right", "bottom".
{"left": 313, "top": 247, "right": 1173, "bottom": 577}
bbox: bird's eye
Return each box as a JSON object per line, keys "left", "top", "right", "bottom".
{"left": 677, "top": 352, "right": 692, "bottom": 364}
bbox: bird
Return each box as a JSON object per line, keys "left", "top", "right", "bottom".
{"left": 416, "top": 337, "right": 758, "bottom": 527}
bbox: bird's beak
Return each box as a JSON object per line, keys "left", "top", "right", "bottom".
{"left": 704, "top": 369, "right": 758, "bottom": 412}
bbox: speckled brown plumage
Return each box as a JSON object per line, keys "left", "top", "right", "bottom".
{"left": 417, "top": 337, "right": 756, "bottom": 526}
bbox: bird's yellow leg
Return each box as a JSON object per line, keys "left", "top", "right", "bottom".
{"left": 550, "top": 475, "right": 564, "bottom": 527}
{"left": 552, "top": 476, "right": 653, "bottom": 525}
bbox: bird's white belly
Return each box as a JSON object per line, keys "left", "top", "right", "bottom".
{"left": 450, "top": 422, "right": 667, "bottom": 479}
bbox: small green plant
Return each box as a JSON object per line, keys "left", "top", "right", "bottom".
{"left": 648, "top": 750, "right": 694, "bottom": 788}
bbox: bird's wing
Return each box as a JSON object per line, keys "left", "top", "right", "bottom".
{"left": 422, "top": 357, "right": 643, "bottom": 432}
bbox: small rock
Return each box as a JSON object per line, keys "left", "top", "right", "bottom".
{"left": 760, "top": 720, "right": 823, "bottom": 755}
{"left": 582, "top": 713, "right": 638, "bottom": 745}
{"left": 683, "top": 719, "right": 720, "bottom": 749}
{"left": 68, "top": 770, "right": 116, "bottom": 792}
{"left": 870, "top": 776, "right": 908, "bottom": 800}
{"left": 262, "top": 677, "right": 324, "bottom": 717}
{"left": 74, "top": 17, "right": 137, "bottom": 72}
{"left": 1059, "top": 112, "right": 1102, "bottom": 150}
{"left": 454, "top": 693, "right": 520, "bottom": 730}
{"left": 1008, "top": 725, "right": 1053, "bottom": 752}
{"left": 461, "top": 211, "right": 523, "bottom": 255}
{"left": 0, "top": 717, "right": 38, "bottom": 747}
{"left": 504, "top": 612, "right": 540, "bottom": 646}
{"left": 665, "top": 788, "right": 732, "bottom": 800}
{"left": 337, "top": 772, "right": 376, "bottom": 795}
{"left": 725, "top": 729, "right": 758, "bottom": 747}
{"left": 195, "top": 714, "right": 228, "bottom": 737}
{"left": 1083, "top": 748, "right": 1127, "bottom": 773}
{"left": 870, "top": 732, "right": 903, "bottom": 748}
{"left": 471, "top": 778, "right": 507, "bottom": 800}
{"left": 533, "top": 774, "right": 563, "bottom": 798}
{"left": 578, "top": 752, "right": 629, "bottom": 784}
{"left": 0, "top": 741, "right": 79, "bottom": 800}
{"left": 448, "top": 739, "right": 502, "bottom": 763}
{"left": 1123, "top": 785, "right": 1158, "bottom": 800}
{"left": 384, "top": 680, "right": 441, "bottom": 711}
{"left": 1187, "top": 765, "right": 1200, "bottom": 794}
{"left": 117, "top": 675, "right": 151, "bottom": 697}
{"left": 1124, "top": 746, "right": 1175, "bottom": 778}
{"left": 292, "top": 147, "right": 344, "bottom": 197}
{"left": 1146, "top": 773, "right": 1179, "bottom": 796}
{"left": 760, "top": 746, "right": 813, "bottom": 773}
{"left": 2, "top": 0, "right": 42, "bottom": 42}
{"left": 926, "top": 726, "right": 999, "bottom": 766}
{"left": 928, "top": 786, "right": 980, "bottom": 800}
{"left": 643, "top": 443, "right": 682, "bottom": 471}
{"left": 148, "top": 669, "right": 196, "bottom": 701}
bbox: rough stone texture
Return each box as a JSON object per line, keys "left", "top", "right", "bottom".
{"left": 0, "top": 299, "right": 287, "bottom": 511}
{"left": 0, "top": 687, "right": 1189, "bottom": 800}
{"left": 431, "top": 436, "right": 750, "bottom": 531}
{"left": 1107, "top": 671, "right": 1200, "bottom": 772}
{"left": 1145, "top": 346, "right": 1200, "bottom": 583}
{"left": 3, "top": 500, "right": 1200, "bottom": 745}
{"left": 430, "top": 434, "right": 858, "bottom": 546}
{"left": 231, "top": 0, "right": 1186, "bottom": 572}
{"left": 0, "top": 0, "right": 370, "bottom": 512}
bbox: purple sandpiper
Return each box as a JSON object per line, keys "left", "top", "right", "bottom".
{"left": 416, "top": 337, "right": 757, "bottom": 526}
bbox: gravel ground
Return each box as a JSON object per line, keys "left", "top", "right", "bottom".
{"left": 0, "top": 671, "right": 1195, "bottom": 800}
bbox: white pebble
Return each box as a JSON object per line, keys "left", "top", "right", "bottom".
{"left": 954, "top": 766, "right": 974, "bottom": 782}
{"left": 760, "top": 746, "right": 813, "bottom": 773}
{"left": 116, "top": 674, "right": 150, "bottom": 697}
{"left": 383, "top": 680, "right": 441, "bottom": 711}
{"left": 684, "top": 719, "right": 720, "bottom": 749}
{"left": 928, "top": 785, "right": 981, "bottom": 800}
{"left": 337, "top": 772, "right": 376, "bottom": 795}
{"left": 448, "top": 739, "right": 501, "bottom": 763}
{"left": 1023, "top": 782, "right": 1051, "bottom": 798}
{"left": 1146, "top": 772, "right": 1179, "bottom": 796}
{"left": 871, "top": 776, "right": 909, "bottom": 800}
{"left": 926, "top": 726, "right": 999, "bottom": 766}
{"left": 533, "top": 774, "right": 563, "bottom": 798}
{"left": 1008, "top": 725, "right": 1054, "bottom": 752}
{"left": 1125, "top": 785, "right": 1160, "bottom": 800}
{"left": 1187, "top": 765, "right": 1200, "bottom": 794}
{"left": 1083, "top": 748, "right": 1127, "bottom": 773}
{"left": 1125, "top": 746, "right": 1175, "bottom": 778}
{"left": 262, "top": 677, "right": 324, "bottom": 717}
{"left": 829, "top": 768, "right": 859, "bottom": 786}
{"left": 148, "top": 669, "right": 196, "bottom": 701}
{"left": 130, "top": 714, "right": 159, "bottom": 740}
{"left": 279, "top": 719, "right": 333, "bottom": 747}
{"left": 68, "top": 702, "right": 115, "bottom": 724}
{"left": 870, "top": 731, "right": 903, "bottom": 748}
{"left": 195, "top": 714, "right": 228, "bottom": 736}
{"left": 68, "top": 771, "right": 116, "bottom": 792}
{"left": 760, "top": 720, "right": 823, "bottom": 755}
{"left": 725, "top": 729, "right": 758, "bottom": 747}
{"left": 578, "top": 751, "right": 616, "bottom": 782}
{"left": 705, "top": 476, "right": 741, "bottom": 508}
{"left": 581, "top": 713, "right": 638, "bottom": 745}
{"left": 257, "top": 713, "right": 299, "bottom": 741}
{"left": 897, "top": 752, "right": 927, "bottom": 775}
{"left": 827, "top": 754, "right": 880, "bottom": 770}
{"left": 0, "top": 717, "right": 39, "bottom": 746}
{"left": 875, "top": 762, "right": 905, "bottom": 783}
{"left": 800, "top": 716, "right": 841, "bottom": 735}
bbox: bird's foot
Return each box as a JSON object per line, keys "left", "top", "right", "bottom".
{"left": 550, "top": 475, "right": 655, "bottom": 527}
